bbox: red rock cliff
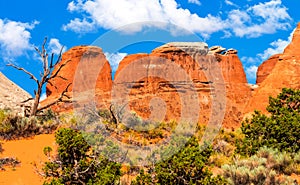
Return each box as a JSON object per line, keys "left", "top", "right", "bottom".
{"left": 42, "top": 46, "right": 112, "bottom": 112}
{"left": 43, "top": 23, "right": 300, "bottom": 129}
{"left": 114, "top": 43, "right": 251, "bottom": 128}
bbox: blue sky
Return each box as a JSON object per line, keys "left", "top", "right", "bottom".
{"left": 0, "top": 0, "right": 299, "bottom": 96}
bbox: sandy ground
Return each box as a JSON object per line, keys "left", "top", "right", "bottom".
{"left": 0, "top": 134, "right": 55, "bottom": 185}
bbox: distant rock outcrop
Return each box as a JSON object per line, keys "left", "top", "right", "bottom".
{"left": 256, "top": 54, "right": 280, "bottom": 84}
{"left": 42, "top": 46, "right": 112, "bottom": 112}
{"left": 209, "top": 46, "right": 226, "bottom": 54}
{"left": 43, "top": 42, "right": 252, "bottom": 128}
{"left": 42, "top": 23, "right": 300, "bottom": 128}
{"left": 0, "top": 72, "right": 32, "bottom": 114}
{"left": 115, "top": 43, "right": 251, "bottom": 128}
{"left": 245, "top": 23, "right": 300, "bottom": 114}
{"left": 215, "top": 50, "right": 252, "bottom": 127}
{"left": 115, "top": 42, "right": 214, "bottom": 125}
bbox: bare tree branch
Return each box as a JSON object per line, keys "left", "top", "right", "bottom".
{"left": 8, "top": 37, "right": 70, "bottom": 117}
{"left": 50, "top": 53, "right": 54, "bottom": 69}
{"left": 34, "top": 46, "right": 42, "bottom": 56}
{"left": 47, "top": 80, "right": 55, "bottom": 87}
{"left": 6, "top": 63, "right": 39, "bottom": 84}
{"left": 47, "top": 59, "right": 71, "bottom": 81}
{"left": 37, "top": 83, "right": 72, "bottom": 112}
{"left": 21, "top": 97, "right": 34, "bottom": 103}
{"left": 54, "top": 46, "right": 64, "bottom": 66}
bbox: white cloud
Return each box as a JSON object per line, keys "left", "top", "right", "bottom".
{"left": 0, "top": 19, "right": 38, "bottom": 60}
{"left": 64, "top": 0, "right": 292, "bottom": 38}
{"left": 241, "top": 56, "right": 260, "bottom": 64}
{"left": 63, "top": 0, "right": 225, "bottom": 36}
{"left": 62, "top": 18, "right": 96, "bottom": 33}
{"left": 48, "top": 38, "right": 67, "bottom": 55}
{"left": 67, "top": 0, "right": 84, "bottom": 12}
{"left": 241, "top": 56, "right": 260, "bottom": 83}
{"left": 224, "top": 0, "right": 238, "bottom": 7}
{"left": 245, "top": 65, "right": 258, "bottom": 81}
{"left": 228, "top": 0, "right": 292, "bottom": 37}
{"left": 188, "top": 0, "right": 201, "bottom": 6}
{"left": 104, "top": 52, "right": 127, "bottom": 72}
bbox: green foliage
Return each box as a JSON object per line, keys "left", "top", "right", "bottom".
{"left": 132, "top": 137, "right": 227, "bottom": 185}
{"left": 0, "top": 109, "right": 10, "bottom": 123}
{"left": 37, "top": 109, "right": 58, "bottom": 123}
{"left": 237, "top": 88, "right": 300, "bottom": 156}
{"left": 43, "top": 128, "right": 121, "bottom": 185}
{"left": 131, "top": 169, "right": 153, "bottom": 185}
{"left": 0, "top": 111, "right": 58, "bottom": 140}
{"left": 222, "top": 147, "right": 298, "bottom": 185}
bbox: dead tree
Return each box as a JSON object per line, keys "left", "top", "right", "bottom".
{"left": 7, "top": 38, "right": 71, "bottom": 117}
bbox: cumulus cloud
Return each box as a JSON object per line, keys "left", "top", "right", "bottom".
{"left": 64, "top": 0, "right": 292, "bottom": 38}
{"left": 188, "top": 0, "right": 201, "bottom": 6}
{"left": 62, "top": 18, "right": 96, "bottom": 33}
{"left": 104, "top": 52, "right": 127, "bottom": 72}
{"left": 0, "top": 19, "right": 38, "bottom": 60}
{"left": 63, "top": 0, "right": 225, "bottom": 36}
{"left": 228, "top": 0, "right": 291, "bottom": 37}
{"left": 48, "top": 38, "right": 67, "bottom": 55}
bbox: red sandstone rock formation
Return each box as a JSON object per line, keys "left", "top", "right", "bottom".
{"left": 256, "top": 54, "right": 280, "bottom": 84}
{"left": 114, "top": 43, "right": 212, "bottom": 125}
{"left": 216, "top": 52, "right": 251, "bottom": 127}
{"left": 114, "top": 43, "right": 251, "bottom": 128}
{"left": 42, "top": 46, "right": 112, "bottom": 112}
{"left": 43, "top": 42, "right": 252, "bottom": 128}
{"left": 43, "top": 23, "right": 300, "bottom": 128}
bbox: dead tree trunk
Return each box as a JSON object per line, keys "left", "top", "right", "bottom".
{"left": 7, "top": 37, "right": 71, "bottom": 117}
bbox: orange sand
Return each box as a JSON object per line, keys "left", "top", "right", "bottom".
{"left": 0, "top": 134, "right": 55, "bottom": 185}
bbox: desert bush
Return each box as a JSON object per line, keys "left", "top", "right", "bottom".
{"left": 0, "top": 111, "right": 58, "bottom": 140}
{"left": 0, "top": 109, "right": 10, "bottom": 123}
{"left": 42, "top": 128, "right": 121, "bottom": 185}
{"left": 209, "top": 153, "right": 232, "bottom": 168}
{"left": 0, "top": 157, "right": 20, "bottom": 171}
{"left": 222, "top": 147, "right": 299, "bottom": 185}
{"left": 236, "top": 88, "right": 300, "bottom": 156}
{"left": 213, "top": 140, "right": 235, "bottom": 157}
{"left": 37, "top": 109, "right": 58, "bottom": 123}
{"left": 131, "top": 137, "right": 227, "bottom": 185}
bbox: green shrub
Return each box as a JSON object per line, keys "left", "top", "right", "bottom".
{"left": 131, "top": 137, "right": 227, "bottom": 185}
{"left": 209, "top": 153, "right": 232, "bottom": 168}
{"left": 222, "top": 147, "right": 299, "bottom": 185}
{"left": 0, "top": 113, "right": 58, "bottom": 140}
{"left": 236, "top": 88, "right": 300, "bottom": 156}
{"left": 0, "top": 109, "right": 10, "bottom": 123}
{"left": 42, "top": 128, "right": 121, "bottom": 185}
{"left": 131, "top": 169, "right": 153, "bottom": 185}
